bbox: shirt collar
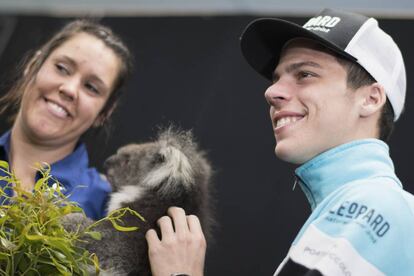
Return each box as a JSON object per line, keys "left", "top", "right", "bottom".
{"left": 0, "top": 130, "right": 89, "bottom": 190}
{"left": 49, "top": 143, "right": 89, "bottom": 187}
{"left": 295, "top": 139, "right": 401, "bottom": 211}
{"left": 0, "top": 130, "right": 11, "bottom": 157}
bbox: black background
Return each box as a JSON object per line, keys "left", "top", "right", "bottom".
{"left": 0, "top": 15, "right": 413, "bottom": 275}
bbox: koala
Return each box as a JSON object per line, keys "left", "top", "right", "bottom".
{"left": 63, "top": 128, "right": 213, "bottom": 276}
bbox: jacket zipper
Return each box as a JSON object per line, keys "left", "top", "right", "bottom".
{"left": 294, "top": 173, "right": 316, "bottom": 209}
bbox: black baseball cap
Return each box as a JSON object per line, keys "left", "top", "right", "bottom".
{"left": 240, "top": 8, "right": 406, "bottom": 121}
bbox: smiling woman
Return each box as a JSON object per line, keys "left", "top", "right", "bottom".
{"left": 0, "top": 20, "right": 133, "bottom": 220}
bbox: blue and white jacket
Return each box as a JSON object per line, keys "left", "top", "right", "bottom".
{"left": 275, "top": 139, "right": 414, "bottom": 276}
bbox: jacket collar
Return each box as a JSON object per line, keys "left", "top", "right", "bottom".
{"left": 295, "top": 139, "right": 401, "bottom": 210}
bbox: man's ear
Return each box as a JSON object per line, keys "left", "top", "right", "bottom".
{"left": 359, "top": 83, "right": 386, "bottom": 118}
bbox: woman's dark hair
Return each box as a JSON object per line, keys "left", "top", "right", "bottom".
{"left": 0, "top": 19, "right": 133, "bottom": 132}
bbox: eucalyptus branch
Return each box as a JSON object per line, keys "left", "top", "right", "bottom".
{"left": 0, "top": 161, "right": 145, "bottom": 275}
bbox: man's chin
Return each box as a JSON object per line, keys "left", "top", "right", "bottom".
{"left": 275, "top": 146, "right": 308, "bottom": 165}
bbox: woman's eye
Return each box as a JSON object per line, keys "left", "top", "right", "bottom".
{"left": 55, "top": 63, "right": 70, "bottom": 75}
{"left": 85, "top": 82, "right": 100, "bottom": 94}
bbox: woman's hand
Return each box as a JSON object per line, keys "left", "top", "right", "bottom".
{"left": 146, "top": 207, "right": 206, "bottom": 276}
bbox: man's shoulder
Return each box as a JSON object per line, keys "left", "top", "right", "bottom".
{"left": 335, "top": 178, "right": 414, "bottom": 210}
{"left": 278, "top": 171, "right": 413, "bottom": 275}
{"left": 314, "top": 178, "right": 414, "bottom": 240}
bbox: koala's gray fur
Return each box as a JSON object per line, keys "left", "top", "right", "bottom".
{"left": 63, "top": 128, "right": 213, "bottom": 276}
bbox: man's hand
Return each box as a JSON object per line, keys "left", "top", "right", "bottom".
{"left": 146, "top": 207, "right": 206, "bottom": 276}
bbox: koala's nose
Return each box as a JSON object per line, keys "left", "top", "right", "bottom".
{"left": 103, "top": 155, "right": 117, "bottom": 172}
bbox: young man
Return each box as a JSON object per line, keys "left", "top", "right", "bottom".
{"left": 146, "top": 8, "right": 413, "bottom": 276}
{"left": 240, "top": 8, "right": 414, "bottom": 276}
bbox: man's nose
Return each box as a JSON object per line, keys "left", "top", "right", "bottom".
{"left": 264, "top": 79, "right": 293, "bottom": 107}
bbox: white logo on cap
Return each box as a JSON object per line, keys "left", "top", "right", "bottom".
{"left": 303, "top": 16, "right": 341, "bottom": 33}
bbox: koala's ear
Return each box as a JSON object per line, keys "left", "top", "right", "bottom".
{"left": 142, "top": 144, "right": 194, "bottom": 196}
{"left": 153, "top": 152, "right": 166, "bottom": 164}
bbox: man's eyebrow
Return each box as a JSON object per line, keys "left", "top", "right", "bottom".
{"left": 285, "top": 61, "right": 322, "bottom": 73}
{"left": 273, "top": 61, "right": 322, "bottom": 81}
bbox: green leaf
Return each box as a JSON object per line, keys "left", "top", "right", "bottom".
{"left": 0, "top": 252, "right": 10, "bottom": 260}
{"left": 0, "top": 238, "right": 16, "bottom": 251}
{"left": 45, "top": 239, "right": 75, "bottom": 257}
{"left": 51, "top": 250, "right": 68, "bottom": 263}
{"left": 84, "top": 231, "right": 102, "bottom": 240}
{"left": 37, "top": 263, "right": 59, "bottom": 275}
{"left": 60, "top": 205, "right": 74, "bottom": 216}
{"left": 25, "top": 233, "right": 45, "bottom": 241}
{"left": 0, "top": 161, "right": 9, "bottom": 170}
{"left": 34, "top": 178, "right": 47, "bottom": 193}
{"left": 16, "top": 253, "right": 31, "bottom": 274}
{"left": 109, "top": 220, "right": 139, "bottom": 232}
{"left": 50, "top": 255, "right": 71, "bottom": 276}
{"left": 90, "top": 253, "right": 100, "bottom": 275}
